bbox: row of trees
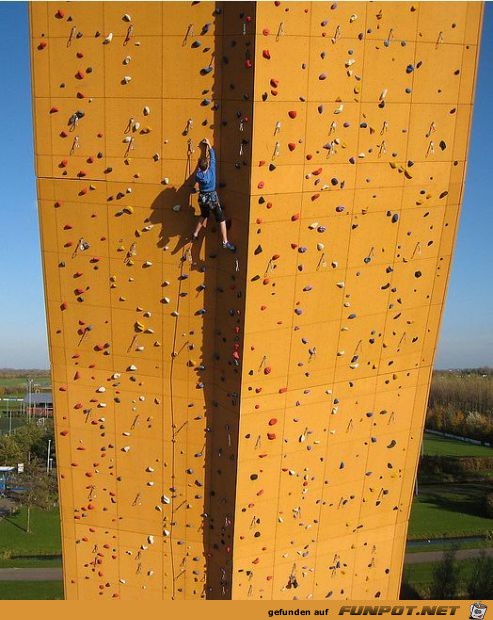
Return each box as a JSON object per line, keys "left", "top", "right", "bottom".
{"left": 429, "top": 548, "right": 493, "bottom": 599}
{"left": 427, "top": 371, "right": 493, "bottom": 444}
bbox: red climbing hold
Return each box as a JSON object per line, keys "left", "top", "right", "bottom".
{"left": 311, "top": 193, "right": 320, "bottom": 201}
{"left": 38, "top": 41, "right": 48, "bottom": 50}
{"left": 259, "top": 160, "right": 266, "bottom": 166}
{"left": 262, "top": 49, "right": 271, "bottom": 59}
{"left": 60, "top": 301, "right": 68, "bottom": 311}
{"left": 55, "top": 9, "right": 65, "bottom": 18}
{"left": 267, "top": 433, "right": 276, "bottom": 440}
{"left": 288, "top": 110, "right": 297, "bottom": 119}
{"left": 270, "top": 78, "right": 279, "bottom": 88}
{"left": 262, "top": 28, "right": 270, "bottom": 36}
{"left": 75, "top": 70, "right": 85, "bottom": 80}
{"left": 291, "top": 213, "right": 300, "bottom": 221}
{"left": 49, "top": 106, "right": 59, "bottom": 114}
{"left": 258, "top": 181, "right": 265, "bottom": 189}
{"left": 272, "top": 254, "right": 280, "bottom": 260}
{"left": 245, "top": 59, "right": 253, "bottom": 69}
{"left": 264, "top": 366, "right": 272, "bottom": 375}
{"left": 312, "top": 168, "right": 323, "bottom": 176}
{"left": 288, "top": 143, "right": 296, "bottom": 151}
{"left": 268, "top": 418, "right": 278, "bottom": 425}
{"left": 279, "top": 387, "right": 288, "bottom": 394}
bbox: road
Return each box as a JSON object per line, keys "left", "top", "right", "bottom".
{"left": 0, "top": 548, "right": 492, "bottom": 581}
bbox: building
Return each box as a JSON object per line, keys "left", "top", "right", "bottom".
{"left": 30, "top": 1, "right": 483, "bottom": 600}
{"left": 23, "top": 392, "right": 53, "bottom": 418}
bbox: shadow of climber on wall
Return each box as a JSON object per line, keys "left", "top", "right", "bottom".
{"left": 148, "top": 169, "right": 206, "bottom": 269}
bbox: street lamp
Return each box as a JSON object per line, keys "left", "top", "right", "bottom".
{"left": 26, "top": 378, "right": 34, "bottom": 422}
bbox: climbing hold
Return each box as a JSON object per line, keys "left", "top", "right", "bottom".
{"left": 288, "top": 110, "right": 297, "bottom": 119}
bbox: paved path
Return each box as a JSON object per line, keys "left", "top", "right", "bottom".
{"left": 404, "top": 547, "right": 493, "bottom": 564}
{"left": 0, "top": 568, "right": 62, "bottom": 581}
{"left": 0, "top": 548, "right": 492, "bottom": 580}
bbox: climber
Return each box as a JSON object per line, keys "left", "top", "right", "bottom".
{"left": 191, "top": 138, "right": 236, "bottom": 252}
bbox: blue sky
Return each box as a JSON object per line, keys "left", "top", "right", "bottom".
{"left": 0, "top": 2, "right": 491, "bottom": 370}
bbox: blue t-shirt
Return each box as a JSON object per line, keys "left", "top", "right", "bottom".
{"left": 195, "top": 147, "right": 216, "bottom": 192}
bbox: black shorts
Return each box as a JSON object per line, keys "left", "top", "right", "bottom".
{"left": 198, "top": 191, "right": 225, "bottom": 223}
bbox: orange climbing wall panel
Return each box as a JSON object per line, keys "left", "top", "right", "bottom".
{"left": 31, "top": 1, "right": 482, "bottom": 601}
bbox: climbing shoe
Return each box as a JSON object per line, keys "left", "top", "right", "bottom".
{"left": 222, "top": 241, "right": 236, "bottom": 252}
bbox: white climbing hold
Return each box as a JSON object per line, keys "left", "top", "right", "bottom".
{"left": 122, "top": 75, "right": 132, "bottom": 84}
{"left": 162, "top": 495, "right": 171, "bottom": 504}
{"left": 103, "top": 33, "right": 113, "bottom": 44}
{"left": 122, "top": 13, "right": 131, "bottom": 22}
{"left": 148, "top": 535, "right": 154, "bottom": 544}
{"left": 172, "top": 204, "right": 181, "bottom": 212}
{"left": 143, "top": 106, "right": 150, "bottom": 116}
{"left": 122, "top": 446, "right": 131, "bottom": 452}
{"left": 128, "top": 364, "right": 137, "bottom": 371}
{"left": 123, "top": 56, "right": 131, "bottom": 65}
{"left": 96, "top": 386, "right": 106, "bottom": 393}
{"left": 317, "top": 243, "right": 325, "bottom": 251}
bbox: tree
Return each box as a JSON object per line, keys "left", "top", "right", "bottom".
{"left": 467, "top": 549, "right": 493, "bottom": 599}
{"left": 0, "top": 434, "right": 22, "bottom": 465}
{"left": 12, "top": 457, "right": 58, "bottom": 534}
{"left": 429, "top": 548, "right": 462, "bottom": 599}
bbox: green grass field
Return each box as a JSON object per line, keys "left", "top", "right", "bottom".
{"left": 0, "top": 507, "right": 61, "bottom": 557}
{"left": 0, "top": 581, "right": 63, "bottom": 600}
{"left": 408, "top": 484, "right": 493, "bottom": 539}
{"left": 0, "top": 376, "right": 50, "bottom": 390}
{"left": 423, "top": 433, "right": 493, "bottom": 457}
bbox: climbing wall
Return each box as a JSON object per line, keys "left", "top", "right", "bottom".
{"left": 30, "top": 1, "right": 482, "bottom": 601}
